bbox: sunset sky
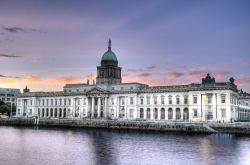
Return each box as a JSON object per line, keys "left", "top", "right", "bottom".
{"left": 0, "top": 0, "right": 249, "bottom": 92}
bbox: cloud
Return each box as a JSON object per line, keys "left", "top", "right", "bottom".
{"left": 137, "top": 72, "right": 151, "bottom": 78}
{"left": 188, "top": 71, "right": 206, "bottom": 79}
{"left": 236, "top": 78, "right": 250, "bottom": 85}
{"left": 0, "top": 74, "right": 21, "bottom": 79}
{"left": 164, "top": 71, "right": 184, "bottom": 80}
{"left": 24, "top": 75, "right": 40, "bottom": 83}
{"left": 214, "top": 71, "right": 230, "bottom": 79}
{"left": 3, "top": 27, "right": 24, "bottom": 33}
{"left": 146, "top": 65, "right": 156, "bottom": 70}
{"left": 0, "top": 54, "right": 22, "bottom": 58}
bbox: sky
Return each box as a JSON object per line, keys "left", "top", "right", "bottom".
{"left": 0, "top": 0, "right": 249, "bottom": 92}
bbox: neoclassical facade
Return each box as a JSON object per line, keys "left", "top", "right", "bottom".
{"left": 16, "top": 40, "right": 250, "bottom": 122}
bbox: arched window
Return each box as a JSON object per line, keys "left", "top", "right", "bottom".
{"left": 154, "top": 108, "right": 158, "bottom": 120}
{"left": 50, "top": 108, "right": 53, "bottom": 117}
{"left": 168, "top": 108, "right": 173, "bottom": 120}
{"left": 184, "top": 108, "right": 189, "bottom": 121}
{"left": 140, "top": 108, "right": 144, "bottom": 119}
{"left": 146, "top": 108, "right": 151, "bottom": 119}
{"left": 176, "top": 108, "right": 181, "bottom": 120}
{"left": 161, "top": 108, "right": 165, "bottom": 120}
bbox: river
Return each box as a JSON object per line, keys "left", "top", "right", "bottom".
{"left": 0, "top": 126, "right": 249, "bottom": 165}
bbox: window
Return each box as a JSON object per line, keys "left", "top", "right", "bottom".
{"left": 112, "top": 87, "right": 115, "bottom": 90}
{"left": 193, "top": 96, "right": 197, "bottom": 104}
{"left": 42, "top": 99, "right": 45, "bottom": 106}
{"left": 29, "top": 109, "right": 32, "bottom": 115}
{"left": 184, "top": 95, "right": 188, "bottom": 104}
{"left": 176, "top": 96, "right": 180, "bottom": 104}
{"left": 193, "top": 109, "right": 198, "bottom": 118}
{"left": 129, "top": 109, "right": 134, "bottom": 118}
{"left": 130, "top": 97, "right": 134, "bottom": 105}
{"left": 207, "top": 95, "right": 212, "bottom": 104}
{"left": 83, "top": 98, "right": 86, "bottom": 105}
{"left": 7, "top": 98, "right": 10, "bottom": 101}
{"left": 55, "top": 99, "right": 58, "bottom": 106}
{"left": 64, "top": 98, "right": 67, "bottom": 105}
{"left": 161, "top": 96, "right": 165, "bottom": 104}
{"left": 47, "top": 99, "right": 49, "bottom": 106}
{"left": 168, "top": 96, "right": 172, "bottom": 104}
{"left": 111, "top": 98, "right": 114, "bottom": 105}
{"left": 30, "top": 99, "right": 33, "bottom": 106}
{"left": 68, "top": 99, "right": 71, "bottom": 106}
{"left": 140, "top": 96, "right": 144, "bottom": 105}
{"left": 154, "top": 96, "right": 157, "bottom": 105}
{"left": 221, "top": 95, "right": 226, "bottom": 103}
{"left": 121, "top": 97, "right": 125, "bottom": 105}
{"left": 221, "top": 109, "right": 226, "bottom": 118}
{"left": 130, "top": 86, "right": 133, "bottom": 90}
{"left": 121, "top": 87, "right": 124, "bottom": 90}
{"left": 147, "top": 96, "right": 150, "bottom": 105}
{"left": 12, "top": 98, "right": 15, "bottom": 102}
{"left": 51, "top": 99, "right": 53, "bottom": 106}
{"left": 60, "top": 99, "right": 62, "bottom": 105}
{"left": 77, "top": 99, "right": 80, "bottom": 105}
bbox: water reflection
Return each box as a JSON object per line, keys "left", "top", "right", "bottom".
{"left": 0, "top": 126, "right": 250, "bottom": 165}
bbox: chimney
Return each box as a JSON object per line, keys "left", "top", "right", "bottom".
{"left": 87, "top": 80, "right": 89, "bottom": 85}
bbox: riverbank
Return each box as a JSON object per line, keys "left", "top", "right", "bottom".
{"left": 0, "top": 118, "right": 250, "bottom": 134}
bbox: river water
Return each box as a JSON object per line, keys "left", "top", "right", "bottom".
{"left": 0, "top": 126, "right": 249, "bottom": 165}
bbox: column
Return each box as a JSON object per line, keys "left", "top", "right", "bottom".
{"left": 116, "top": 97, "right": 119, "bottom": 118}
{"left": 158, "top": 109, "right": 161, "bottom": 120}
{"left": 86, "top": 97, "right": 89, "bottom": 117}
{"left": 165, "top": 109, "right": 168, "bottom": 120}
{"left": 124, "top": 97, "right": 127, "bottom": 119}
{"left": 104, "top": 97, "right": 108, "bottom": 118}
{"left": 144, "top": 108, "right": 147, "bottom": 120}
{"left": 150, "top": 108, "right": 154, "bottom": 120}
{"left": 48, "top": 109, "right": 51, "bottom": 118}
{"left": 173, "top": 108, "right": 176, "bottom": 120}
{"left": 91, "top": 97, "right": 94, "bottom": 118}
{"left": 97, "top": 97, "right": 101, "bottom": 118}
{"left": 181, "top": 108, "right": 183, "bottom": 120}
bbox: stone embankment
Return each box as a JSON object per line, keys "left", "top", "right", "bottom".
{"left": 0, "top": 118, "right": 250, "bottom": 134}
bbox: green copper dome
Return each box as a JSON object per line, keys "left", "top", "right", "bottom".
{"left": 102, "top": 50, "right": 117, "bottom": 61}
{"left": 101, "top": 39, "right": 118, "bottom": 61}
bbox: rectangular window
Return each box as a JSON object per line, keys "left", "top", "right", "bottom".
{"left": 121, "top": 98, "right": 125, "bottom": 105}
{"left": 176, "top": 97, "right": 180, "bottom": 104}
{"left": 7, "top": 98, "right": 10, "bottom": 101}
{"left": 77, "top": 99, "right": 80, "bottom": 105}
{"left": 111, "top": 98, "right": 114, "bottom": 105}
{"left": 184, "top": 96, "right": 188, "bottom": 104}
{"left": 42, "top": 99, "right": 45, "bottom": 106}
{"left": 68, "top": 99, "right": 71, "bottom": 106}
{"left": 47, "top": 99, "right": 49, "bottom": 106}
{"left": 30, "top": 100, "right": 33, "bottom": 106}
{"left": 154, "top": 97, "right": 157, "bottom": 105}
{"left": 193, "top": 96, "right": 197, "bottom": 104}
{"left": 221, "top": 95, "right": 226, "bottom": 103}
{"left": 130, "top": 97, "right": 134, "bottom": 105}
{"left": 55, "top": 99, "right": 58, "bottom": 106}
{"left": 140, "top": 97, "right": 144, "bottom": 105}
{"left": 169, "top": 96, "right": 172, "bottom": 104}
{"left": 64, "top": 98, "right": 67, "bottom": 105}
{"left": 207, "top": 95, "right": 212, "bottom": 104}
{"left": 51, "top": 99, "right": 53, "bottom": 106}
{"left": 221, "top": 109, "right": 226, "bottom": 118}
{"left": 83, "top": 98, "right": 86, "bottom": 105}
{"left": 161, "top": 96, "right": 165, "bottom": 104}
{"left": 193, "top": 109, "right": 198, "bottom": 118}
{"left": 129, "top": 109, "right": 134, "bottom": 118}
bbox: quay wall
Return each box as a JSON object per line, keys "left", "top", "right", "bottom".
{"left": 0, "top": 118, "right": 250, "bottom": 134}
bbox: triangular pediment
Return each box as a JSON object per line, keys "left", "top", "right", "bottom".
{"left": 86, "top": 87, "right": 108, "bottom": 94}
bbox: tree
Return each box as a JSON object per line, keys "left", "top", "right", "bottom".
{"left": 0, "top": 101, "right": 11, "bottom": 116}
{"left": 0, "top": 105, "right": 9, "bottom": 114}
